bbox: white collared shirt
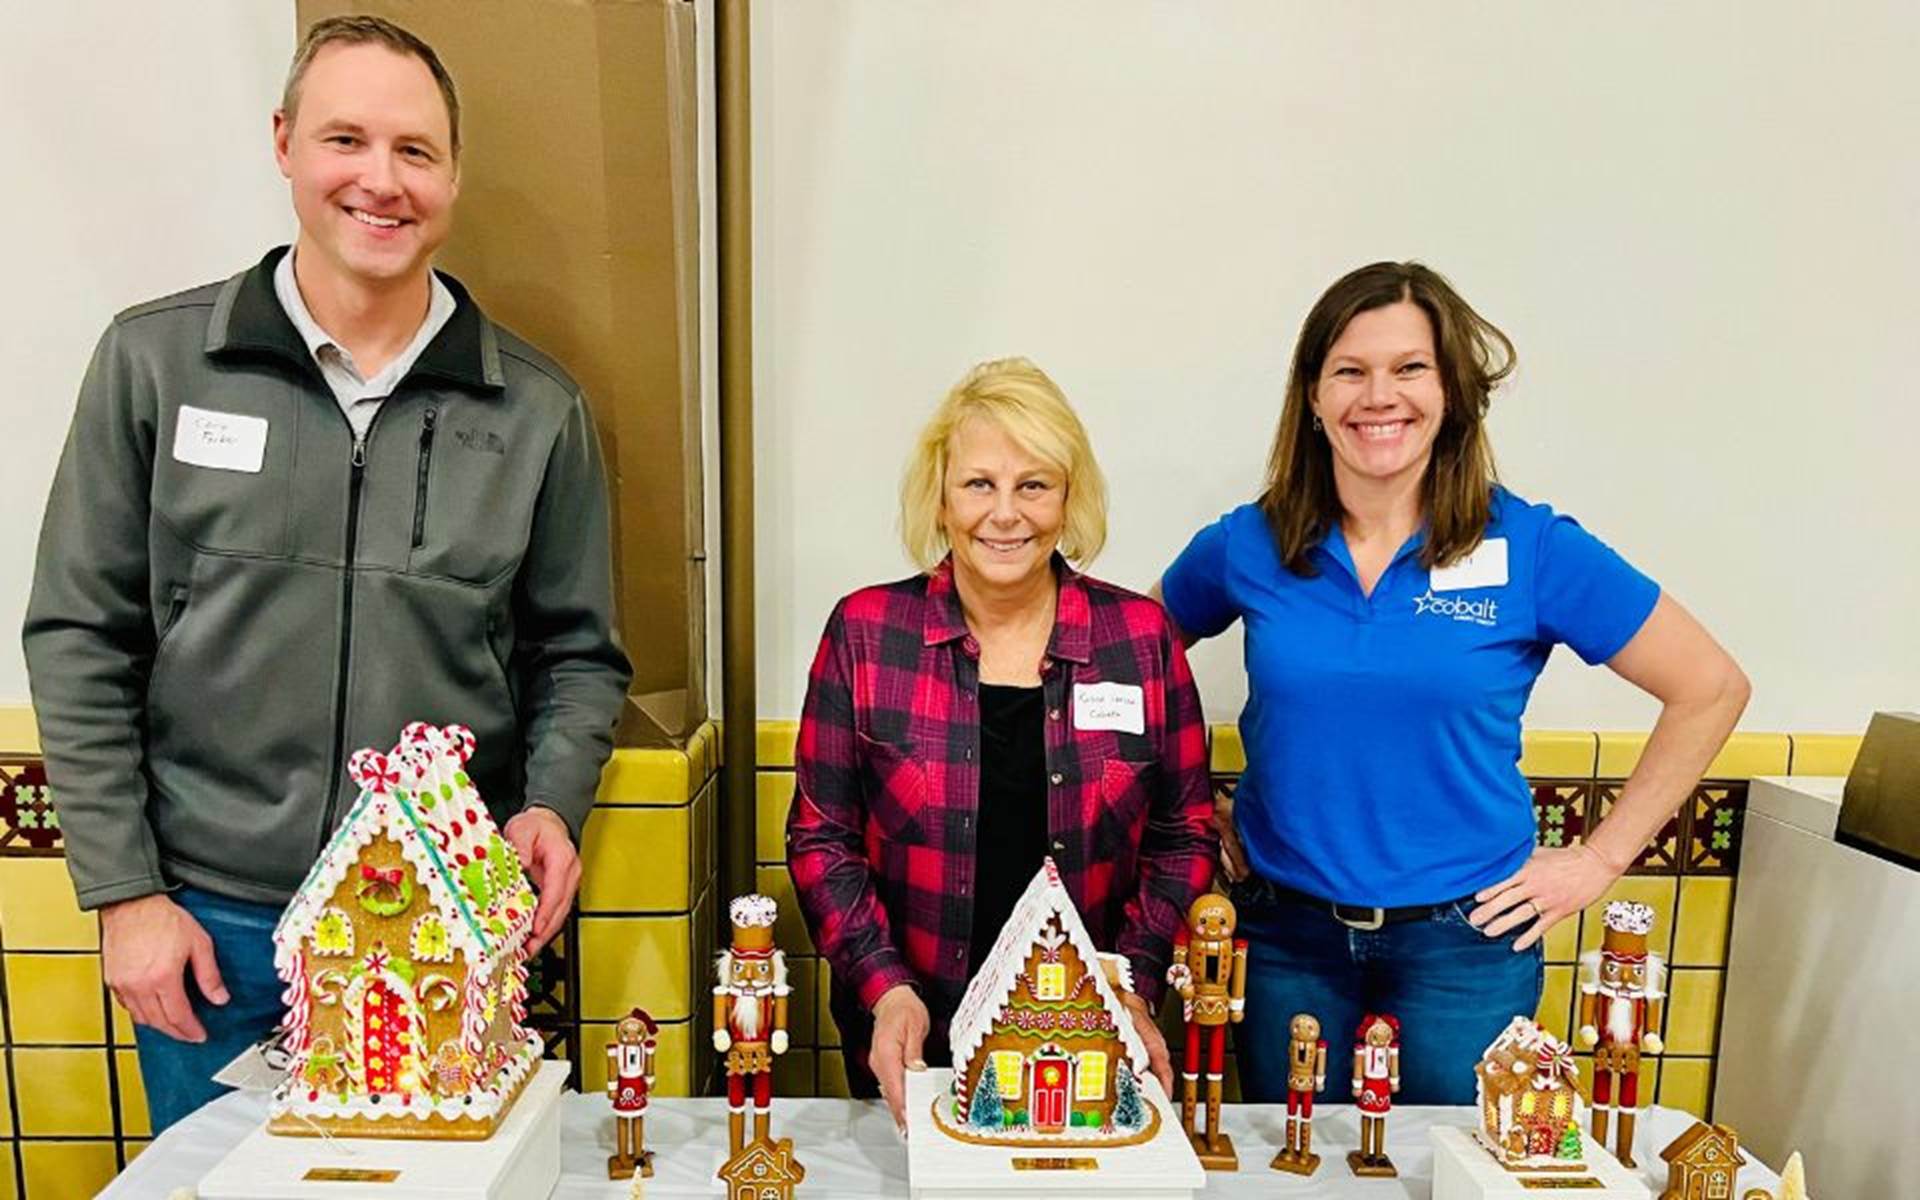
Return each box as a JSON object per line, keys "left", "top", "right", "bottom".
{"left": 272, "top": 249, "right": 458, "bottom": 443}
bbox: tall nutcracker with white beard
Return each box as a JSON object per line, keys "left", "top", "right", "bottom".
{"left": 1578, "top": 900, "right": 1666, "bottom": 1167}
{"left": 713, "top": 893, "right": 792, "bottom": 1155}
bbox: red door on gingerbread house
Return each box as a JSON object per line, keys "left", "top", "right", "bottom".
{"left": 1030, "top": 1051, "right": 1072, "bottom": 1132}
{"left": 349, "top": 968, "right": 420, "bottom": 1093}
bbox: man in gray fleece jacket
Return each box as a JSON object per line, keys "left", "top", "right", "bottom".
{"left": 22, "top": 16, "right": 630, "bottom": 1131}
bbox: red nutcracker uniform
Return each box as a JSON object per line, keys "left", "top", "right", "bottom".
{"left": 606, "top": 1007, "right": 658, "bottom": 1179}
{"left": 714, "top": 894, "right": 792, "bottom": 1157}
{"left": 1578, "top": 900, "right": 1665, "bottom": 1168}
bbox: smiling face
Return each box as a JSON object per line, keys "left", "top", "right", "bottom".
{"left": 941, "top": 416, "right": 1066, "bottom": 598}
{"left": 1310, "top": 300, "right": 1446, "bottom": 493}
{"left": 274, "top": 41, "right": 458, "bottom": 294}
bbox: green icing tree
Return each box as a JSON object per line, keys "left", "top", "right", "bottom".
{"left": 1112, "top": 1067, "right": 1145, "bottom": 1130}
{"left": 967, "top": 1059, "right": 1006, "bottom": 1129}
{"left": 1556, "top": 1120, "right": 1583, "bottom": 1160}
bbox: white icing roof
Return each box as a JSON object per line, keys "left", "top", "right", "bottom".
{"left": 273, "top": 724, "right": 535, "bottom": 977}
{"left": 947, "top": 858, "right": 1150, "bottom": 1075}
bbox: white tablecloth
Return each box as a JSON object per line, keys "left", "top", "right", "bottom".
{"left": 103, "top": 1093, "right": 1784, "bottom": 1198}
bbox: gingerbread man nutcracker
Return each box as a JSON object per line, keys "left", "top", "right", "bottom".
{"left": 1578, "top": 899, "right": 1666, "bottom": 1167}
{"left": 606, "top": 1007, "right": 658, "bottom": 1179}
{"left": 1270, "top": 1012, "right": 1328, "bottom": 1176}
{"left": 1165, "top": 892, "right": 1248, "bottom": 1169}
{"left": 714, "top": 893, "right": 792, "bottom": 1157}
{"left": 1348, "top": 1013, "right": 1401, "bottom": 1177}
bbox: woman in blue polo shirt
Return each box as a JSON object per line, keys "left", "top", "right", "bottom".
{"left": 1157, "top": 262, "right": 1749, "bottom": 1103}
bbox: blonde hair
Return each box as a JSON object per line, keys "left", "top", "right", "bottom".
{"left": 899, "top": 357, "right": 1108, "bottom": 572}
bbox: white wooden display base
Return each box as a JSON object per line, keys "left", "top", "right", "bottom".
{"left": 904, "top": 1068, "right": 1203, "bottom": 1200}
{"left": 197, "top": 1060, "right": 567, "bottom": 1200}
{"left": 1431, "top": 1124, "right": 1651, "bottom": 1199}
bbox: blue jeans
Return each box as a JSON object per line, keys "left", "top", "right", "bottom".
{"left": 132, "top": 886, "right": 286, "bottom": 1134}
{"left": 1230, "top": 875, "right": 1543, "bottom": 1105}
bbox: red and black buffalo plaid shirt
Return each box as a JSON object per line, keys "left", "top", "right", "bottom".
{"left": 786, "top": 558, "right": 1216, "bottom": 1048}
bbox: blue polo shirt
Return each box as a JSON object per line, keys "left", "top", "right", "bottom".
{"left": 1162, "top": 487, "right": 1659, "bottom": 907}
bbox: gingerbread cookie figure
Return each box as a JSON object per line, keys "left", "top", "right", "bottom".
{"left": 713, "top": 893, "right": 792, "bottom": 1157}
{"left": 607, "top": 1007, "right": 658, "bottom": 1179}
{"left": 1578, "top": 899, "right": 1666, "bottom": 1167}
{"left": 1166, "top": 892, "right": 1248, "bottom": 1168}
{"left": 1348, "top": 1013, "right": 1401, "bottom": 1177}
{"left": 1270, "top": 1012, "right": 1328, "bottom": 1175}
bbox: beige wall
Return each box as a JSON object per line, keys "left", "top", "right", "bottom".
{"left": 1, "top": 3, "right": 296, "bottom": 705}
{"left": 749, "top": 1, "right": 1920, "bottom": 731}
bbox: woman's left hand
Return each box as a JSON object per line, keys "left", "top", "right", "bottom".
{"left": 1468, "top": 843, "right": 1626, "bottom": 952}
{"left": 1119, "top": 993, "right": 1174, "bottom": 1096}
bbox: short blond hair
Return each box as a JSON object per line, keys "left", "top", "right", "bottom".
{"left": 899, "top": 357, "right": 1108, "bottom": 572}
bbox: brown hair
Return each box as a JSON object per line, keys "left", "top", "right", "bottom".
{"left": 282, "top": 16, "right": 462, "bottom": 157}
{"left": 1259, "top": 261, "right": 1514, "bottom": 575}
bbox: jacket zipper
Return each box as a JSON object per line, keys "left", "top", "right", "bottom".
{"left": 410, "top": 406, "right": 437, "bottom": 549}
{"left": 319, "top": 414, "right": 382, "bottom": 850}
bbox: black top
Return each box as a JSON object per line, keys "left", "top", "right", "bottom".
{"left": 967, "top": 683, "right": 1051, "bottom": 975}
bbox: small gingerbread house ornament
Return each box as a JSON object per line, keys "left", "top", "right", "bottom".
{"left": 1659, "top": 1121, "right": 1746, "bottom": 1200}
{"left": 718, "top": 1135, "right": 806, "bottom": 1200}
{"left": 935, "top": 859, "right": 1158, "bottom": 1146}
{"left": 268, "top": 723, "right": 543, "bottom": 1139}
{"left": 1474, "top": 1016, "right": 1588, "bottom": 1172}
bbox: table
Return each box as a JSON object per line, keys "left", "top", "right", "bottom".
{"left": 103, "top": 1094, "right": 1784, "bottom": 1198}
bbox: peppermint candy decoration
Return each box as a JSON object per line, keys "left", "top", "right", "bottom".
{"left": 348, "top": 750, "right": 400, "bottom": 794}
{"left": 444, "top": 724, "right": 477, "bottom": 764}
{"left": 401, "top": 720, "right": 439, "bottom": 746}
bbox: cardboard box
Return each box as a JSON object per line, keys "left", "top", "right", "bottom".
{"left": 296, "top": 0, "right": 707, "bottom": 745}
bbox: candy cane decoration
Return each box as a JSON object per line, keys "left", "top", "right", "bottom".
{"left": 418, "top": 973, "right": 459, "bottom": 1013}
{"left": 280, "top": 948, "right": 312, "bottom": 1055}
{"left": 461, "top": 970, "right": 490, "bottom": 1054}
{"left": 508, "top": 959, "right": 532, "bottom": 1040}
{"left": 312, "top": 968, "right": 350, "bottom": 1007}
{"left": 445, "top": 724, "right": 476, "bottom": 764}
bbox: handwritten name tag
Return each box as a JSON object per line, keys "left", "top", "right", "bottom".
{"left": 1073, "top": 682, "right": 1144, "bottom": 735}
{"left": 1429, "top": 537, "right": 1508, "bottom": 591}
{"left": 172, "top": 405, "right": 268, "bottom": 473}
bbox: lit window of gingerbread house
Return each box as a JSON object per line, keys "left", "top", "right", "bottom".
{"left": 933, "top": 859, "right": 1158, "bottom": 1146}
{"left": 1474, "top": 1016, "right": 1588, "bottom": 1171}
{"left": 268, "top": 723, "right": 542, "bottom": 1139}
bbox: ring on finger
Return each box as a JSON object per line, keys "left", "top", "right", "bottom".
{"left": 1525, "top": 899, "right": 1542, "bottom": 919}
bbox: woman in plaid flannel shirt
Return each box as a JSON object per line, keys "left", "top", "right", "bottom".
{"left": 787, "top": 358, "right": 1217, "bottom": 1129}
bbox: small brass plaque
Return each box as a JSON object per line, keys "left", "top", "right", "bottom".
{"left": 1519, "top": 1177, "right": 1604, "bottom": 1190}
{"left": 301, "top": 1167, "right": 402, "bottom": 1182}
{"left": 1011, "top": 1157, "right": 1099, "bottom": 1171}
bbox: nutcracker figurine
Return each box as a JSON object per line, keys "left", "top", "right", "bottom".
{"left": 713, "top": 893, "right": 793, "bottom": 1159}
{"left": 1578, "top": 899, "right": 1666, "bottom": 1167}
{"left": 606, "top": 1007, "right": 658, "bottom": 1179}
{"left": 1269, "top": 1012, "right": 1327, "bottom": 1176}
{"left": 1165, "top": 892, "right": 1248, "bottom": 1169}
{"left": 1347, "top": 1013, "right": 1401, "bottom": 1177}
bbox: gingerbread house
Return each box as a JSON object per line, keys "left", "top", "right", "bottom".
{"left": 1474, "top": 1016, "right": 1588, "bottom": 1170}
{"left": 1659, "top": 1121, "right": 1746, "bottom": 1200}
{"left": 719, "top": 1137, "right": 806, "bottom": 1200}
{"left": 935, "top": 859, "right": 1158, "bottom": 1146}
{"left": 267, "top": 722, "right": 543, "bottom": 1139}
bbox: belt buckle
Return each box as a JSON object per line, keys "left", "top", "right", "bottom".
{"left": 1333, "top": 904, "right": 1386, "bottom": 932}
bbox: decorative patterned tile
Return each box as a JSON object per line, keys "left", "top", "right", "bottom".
{"left": 1532, "top": 781, "right": 1591, "bottom": 849}
{"left": 1685, "top": 783, "right": 1749, "bottom": 875}
{"left": 0, "top": 858, "right": 97, "bottom": 950}
{"left": 0, "top": 759, "right": 62, "bottom": 856}
{"left": 1592, "top": 783, "right": 1686, "bottom": 873}
{"left": 523, "top": 924, "right": 579, "bottom": 1086}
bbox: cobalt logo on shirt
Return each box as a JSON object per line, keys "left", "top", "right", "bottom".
{"left": 1413, "top": 588, "right": 1499, "bottom": 627}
